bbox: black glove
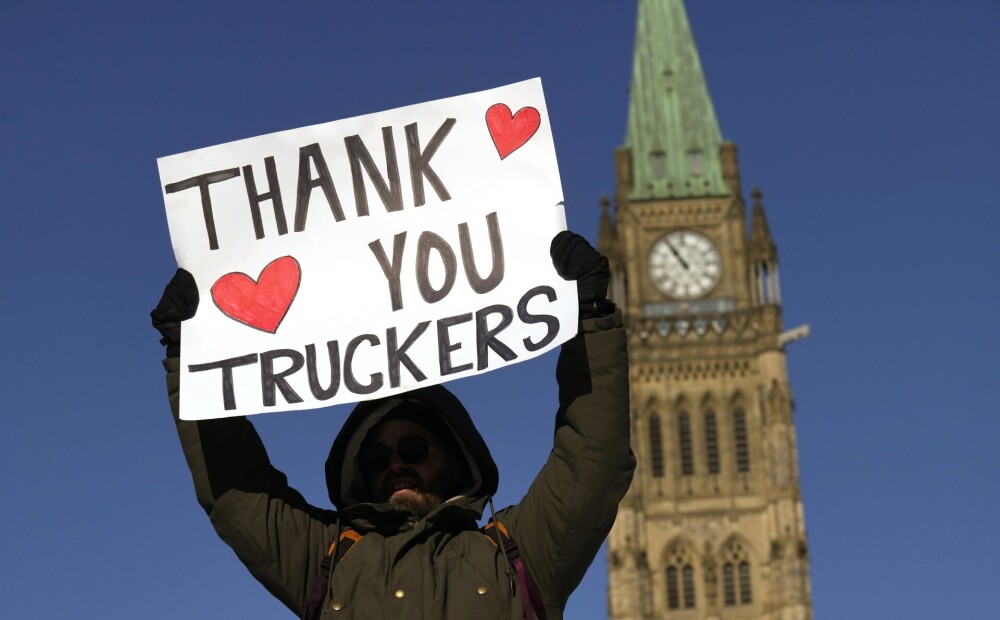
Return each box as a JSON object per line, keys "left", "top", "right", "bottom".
{"left": 550, "top": 231, "right": 614, "bottom": 319}
{"left": 151, "top": 268, "right": 199, "bottom": 358}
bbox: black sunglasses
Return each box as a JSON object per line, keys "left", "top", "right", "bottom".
{"left": 358, "top": 435, "right": 434, "bottom": 474}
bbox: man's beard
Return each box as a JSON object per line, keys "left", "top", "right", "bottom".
{"left": 383, "top": 470, "right": 454, "bottom": 518}
{"left": 388, "top": 489, "right": 443, "bottom": 518}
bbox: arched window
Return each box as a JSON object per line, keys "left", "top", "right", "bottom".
{"left": 723, "top": 562, "right": 735, "bottom": 606}
{"left": 733, "top": 408, "right": 750, "bottom": 473}
{"left": 704, "top": 410, "right": 719, "bottom": 474}
{"left": 722, "top": 539, "right": 752, "bottom": 607}
{"left": 682, "top": 565, "right": 696, "bottom": 608}
{"left": 678, "top": 412, "right": 694, "bottom": 476}
{"left": 739, "top": 561, "right": 752, "bottom": 604}
{"left": 648, "top": 412, "right": 664, "bottom": 478}
{"left": 667, "top": 566, "right": 680, "bottom": 609}
{"left": 666, "top": 544, "right": 696, "bottom": 610}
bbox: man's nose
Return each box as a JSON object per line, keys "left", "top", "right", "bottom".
{"left": 386, "top": 450, "right": 408, "bottom": 471}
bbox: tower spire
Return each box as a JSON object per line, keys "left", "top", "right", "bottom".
{"left": 624, "top": 0, "right": 730, "bottom": 200}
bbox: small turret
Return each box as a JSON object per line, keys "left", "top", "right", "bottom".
{"left": 597, "top": 196, "right": 618, "bottom": 258}
{"left": 748, "top": 188, "right": 781, "bottom": 306}
{"left": 596, "top": 196, "right": 628, "bottom": 308}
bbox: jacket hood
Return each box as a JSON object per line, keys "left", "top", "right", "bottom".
{"left": 326, "top": 384, "right": 499, "bottom": 512}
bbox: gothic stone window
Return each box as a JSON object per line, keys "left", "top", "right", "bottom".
{"left": 733, "top": 408, "right": 750, "bottom": 473}
{"left": 648, "top": 412, "right": 664, "bottom": 477}
{"left": 722, "top": 539, "right": 753, "bottom": 607}
{"left": 667, "top": 566, "right": 680, "bottom": 609}
{"left": 666, "top": 544, "right": 696, "bottom": 610}
{"left": 704, "top": 410, "right": 720, "bottom": 474}
{"left": 678, "top": 411, "right": 694, "bottom": 476}
{"left": 723, "top": 563, "right": 735, "bottom": 606}
{"left": 683, "top": 565, "right": 695, "bottom": 607}
{"left": 739, "top": 561, "right": 752, "bottom": 604}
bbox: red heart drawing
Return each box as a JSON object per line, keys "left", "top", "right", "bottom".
{"left": 211, "top": 256, "right": 301, "bottom": 334}
{"left": 485, "top": 103, "right": 541, "bottom": 160}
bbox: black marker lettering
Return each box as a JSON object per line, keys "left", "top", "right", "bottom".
{"left": 294, "top": 143, "right": 344, "bottom": 231}
{"left": 416, "top": 231, "right": 457, "bottom": 304}
{"left": 386, "top": 322, "right": 430, "bottom": 388}
{"left": 343, "top": 334, "right": 383, "bottom": 394}
{"left": 243, "top": 156, "right": 288, "bottom": 239}
{"left": 437, "top": 313, "right": 473, "bottom": 375}
{"left": 164, "top": 168, "right": 240, "bottom": 251}
{"left": 475, "top": 304, "right": 516, "bottom": 370}
{"left": 188, "top": 353, "right": 259, "bottom": 411}
{"left": 459, "top": 211, "right": 505, "bottom": 294}
{"left": 345, "top": 126, "right": 403, "bottom": 217}
{"left": 517, "top": 285, "right": 560, "bottom": 351}
{"left": 406, "top": 118, "right": 455, "bottom": 207}
{"left": 306, "top": 341, "right": 341, "bottom": 400}
{"left": 260, "top": 349, "right": 305, "bottom": 407}
{"left": 369, "top": 233, "right": 408, "bottom": 311}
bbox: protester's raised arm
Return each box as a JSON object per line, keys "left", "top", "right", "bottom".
{"left": 501, "top": 233, "right": 636, "bottom": 613}
{"left": 154, "top": 271, "right": 335, "bottom": 616}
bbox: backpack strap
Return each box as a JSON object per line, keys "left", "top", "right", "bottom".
{"left": 303, "top": 528, "right": 364, "bottom": 620}
{"left": 483, "top": 520, "right": 547, "bottom": 620}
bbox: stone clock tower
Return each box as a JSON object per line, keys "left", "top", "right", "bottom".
{"left": 601, "top": 1, "right": 813, "bottom": 618}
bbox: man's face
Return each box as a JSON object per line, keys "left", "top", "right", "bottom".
{"left": 361, "top": 418, "right": 453, "bottom": 517}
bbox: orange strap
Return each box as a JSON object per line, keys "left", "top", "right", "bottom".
{"left": 327, "top": 528, "right": 364, "bottom": 560}
{"left": 482, "top": 519, "right": 511, "bottom": 546}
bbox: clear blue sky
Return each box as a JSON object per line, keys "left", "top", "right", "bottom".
{"left": 2, "top": 1, "right": 997, "bottom": 618}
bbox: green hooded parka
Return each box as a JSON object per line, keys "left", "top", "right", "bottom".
{"left": 164, "top": 310, "right": 634, "bottom": 619}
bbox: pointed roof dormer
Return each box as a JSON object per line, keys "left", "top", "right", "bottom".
{"left": 624, "top": 0, "right": 730, "bottom": 200}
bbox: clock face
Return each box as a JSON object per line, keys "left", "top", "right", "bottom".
{"left": 648, "top": 231, "right": 722, "bottom": 299}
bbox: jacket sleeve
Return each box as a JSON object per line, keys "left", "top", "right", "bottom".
{"left": 504, "top": 309, "right": 636, "bottom": 612}
{"left": 163, "top": 357, "right": 336, "bottom": 616}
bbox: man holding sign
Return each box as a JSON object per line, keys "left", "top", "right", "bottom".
{"left": 152, "top": 81, "right": 634, "bottom": 618}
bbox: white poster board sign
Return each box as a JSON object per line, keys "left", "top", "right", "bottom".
{"left": 158, "top": 78, "right": 577, "bottom": 420}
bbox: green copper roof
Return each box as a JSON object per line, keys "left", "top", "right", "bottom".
{"left": 625, "top": 0, "right": 730, "bottom": 199}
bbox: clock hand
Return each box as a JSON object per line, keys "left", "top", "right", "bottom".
{"left": 665, "top": 239, "right": 690, "bottom": 270}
